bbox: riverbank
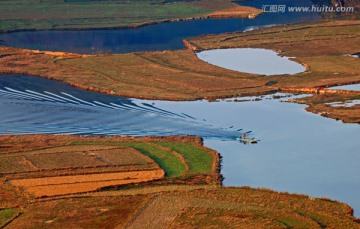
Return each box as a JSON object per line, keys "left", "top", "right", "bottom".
{"left": 0, "top": 20, "right": 358, "bottom": 97}
{"left": 0, "top": 0, "right": 259, "bottom": 33}
{"left": 1, "top": 134, "right": 358, "bottom": 228}
{"left": 291, "top": 92, "right": 360, "bottom": 123}
{"left": 0, "top": 20, "right": 358, "bottom": 98}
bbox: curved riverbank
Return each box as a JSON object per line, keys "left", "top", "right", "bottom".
{"left": 0, "top": 1, "right": 260, "bottom": 34}
{"left": 1, "top": 20, "right": 360, "bottom": 102}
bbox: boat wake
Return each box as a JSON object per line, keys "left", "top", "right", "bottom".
{"left": 0, "top": 74, "right": 240, "bottom": 139}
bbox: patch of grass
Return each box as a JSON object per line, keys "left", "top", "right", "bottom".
{"left": 0, "top": 0, "right": 243, "bottom": 32}
{"left": 0, "top": 208, "right": 18, "bottom": 226}
{"left": 117, "top": 142, "right": 187, "bottom": 178}
{"left": 157, "top": 142, "right": 213, "bottom": 173}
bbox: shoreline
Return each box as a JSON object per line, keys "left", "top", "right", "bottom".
{"left": 0, "top": 7, "right": 261, "bottom": 34}
{"left": 0, "top": 134, "right": 358, "bottom": 223}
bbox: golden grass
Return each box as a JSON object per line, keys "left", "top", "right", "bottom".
{"left": 0, "top": 135, "right": 219, "bottom": 197}
{"left": 166, "top": 187, "right": 359, "bottom": 228}
{"left": 126, "top": 195, "right": 188, "bottom": 229}
{"left": 0, "top": 46, "right": 270, "bottom": 100}
{"left": 294, "top": 93, "right": 360, "bottom": 123}
{"left": 0, "top": 135, "right": 359, "bottom": 227}
{"left": 187, "top": 20, "right": 360, "bottom": 89}
{"left": 11, "top": 170, "right": 165, "bottom": 197}
{"left": 0, "top": 156, "right": 35, "bottom": 174}
{"left": 206, "top": 6, "right": 261, "bottom": 18}
{"left": 6, "top": 195, "right": 153, "bottom": 229}
{"left": 26, "top": 152, "right": 107, "bottom": 170}
{"left": 1, "top": 21, "right": 359, "bottom": 102}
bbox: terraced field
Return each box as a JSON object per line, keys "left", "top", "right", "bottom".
{"left": 0, "top": 135, "right": 359, "bottom": 227}
{"left": 0, "top": 135, "right": 220, "bottom": 198}
{"left": 2, "top": 145, "right": 164, "bottom": 197}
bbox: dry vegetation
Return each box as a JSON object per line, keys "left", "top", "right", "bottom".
{"left": 0, "top": 134, "right": 359, "bottom": 228}
{"left": 1, "top": 20, "right": 359, "bottom": 122}
{"left": 0, "top": 135, "right": 220, "bottom": 198}
{"left": 0, "top": 46, "right": 272, "bottom": 100}
{"left": 0, "top": 20, "right": 359, "bottom": 102}
{"left": 293, "top": 93, "right": 360, "bottom": 123}
{"left": 187, "top": 20, "right": 360, "bottom": 89}
{"left": 1, "top": 17, "right": 360, "bottom": 227}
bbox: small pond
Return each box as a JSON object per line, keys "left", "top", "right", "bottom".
{"left": 196, "top": 48, "right": 306, "bottom": 75}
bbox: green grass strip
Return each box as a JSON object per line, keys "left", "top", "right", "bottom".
{"left": 156, "top": 142, "right": 213, "bottom": 173}
{"left": 0, "top": 209, "right": 18, "bottom": 226}
{"left": 119, "top": 142, "right": 186, "bottom": 178}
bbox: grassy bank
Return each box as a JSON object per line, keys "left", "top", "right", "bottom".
{"left": 0, "top": 134, "right": 359, "bottom": 228}
{"left": 186, "top": 19, "right": 360, "bottom": 123}
{"left": 0, "top": 20, "right": 359, "bottom": 102}
{"left": 293, "top": 93, "right": 360, "bottom": 123}
{"left": 0, "top": 0, "right": 259, "bottom": 32}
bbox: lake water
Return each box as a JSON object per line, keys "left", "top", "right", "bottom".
{"left": 1, "top": 74, "right": 360, "bottom": 216}
{"left": 330, "top": 83, "right": 360, "bottom": 91}
{"left": 0, "top": 0, "right": 321, "bottom": 54}
{"left": 196, "top": 48, "right": 306, "bottom": 75}
{"left": 2, "top": 0, "right": 358, "bottom": 217}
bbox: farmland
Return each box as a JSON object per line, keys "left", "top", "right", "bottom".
{"left": 0, "top": 134, "right": 359, "bottom": 228}
{"left": 0, "top": 135, "right": 221, "bottom": 199}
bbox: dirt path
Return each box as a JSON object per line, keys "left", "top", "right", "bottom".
{"left": 124, "top": 195, "right": 188, "bottom": 229}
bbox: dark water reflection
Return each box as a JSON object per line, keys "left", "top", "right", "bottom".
{"left": 0, "top": 0, "right": 321, "bottom": 54}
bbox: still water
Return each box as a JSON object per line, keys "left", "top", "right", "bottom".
{"left": 196, "top": 48, "right": 306, "bottom": 75}
{"left": 330, "top": 83, "right": 360, "bottom": 91}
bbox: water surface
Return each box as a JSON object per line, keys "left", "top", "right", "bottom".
{"left": 1, "top": 74, "right": 359, "bottom": 216}
{"left": 196, "top": 48, "right": 306, "bottom": 75}
{"left": 0, "top": 74, "right": 237, "bottom": 138}
{"left": 0, "top": 0, "right": 321, "bottom": 54}
{"left": 154, "top": 95, "right": 360, "bottom": 217}
{"left": 329, "top": 83, "right": 360, "bottom": 91}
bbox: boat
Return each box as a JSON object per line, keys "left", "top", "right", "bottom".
{"left": 236, "top": 136, "right": 258, "bottom": 144}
